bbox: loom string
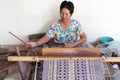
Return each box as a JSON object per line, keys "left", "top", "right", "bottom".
{"left": 34, "top": 57, "right": 38, "bottom": 80}
{"left": 101, "top": 57, "right": 112, "bottom": 80}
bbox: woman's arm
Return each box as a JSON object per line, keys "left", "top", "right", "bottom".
{"left": 65, "top": 32, "right": 87, "bottom": 48}
{"left": 74, "top": 32, "right": 87, "bottom": 46}
{"left": 26, "top": 34, "right": 50, "bottom": 48}
{"left": 36, "top": 34, "right": 50, "bottom": 45}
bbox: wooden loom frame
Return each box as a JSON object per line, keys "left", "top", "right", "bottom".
{"left": 7, "top": 31, "right": 120, "bottom": 62}
{"left": 8, "top": 56, "right": 120, "bottom": 62}
{"left": 8, "top": 48, "right": 120, "bottom": 62}
{"left": 7, "top": 47, "right": 120, "bottom": 80}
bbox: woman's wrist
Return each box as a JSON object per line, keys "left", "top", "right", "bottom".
{"left": 36, "top": 41, "right": 39, "bottom": 46}
{"left": 74, "top": 41, "right": 77, "bottom": 46}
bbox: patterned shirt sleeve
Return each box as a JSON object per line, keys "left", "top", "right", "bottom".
{"left": 46, "top": 24, "right": 56, "bottom": 38}
{"left": 75, "top": 20, "right": 84, "bottom": 35}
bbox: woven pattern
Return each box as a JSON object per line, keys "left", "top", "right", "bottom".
{"left": 40, "top": 59, "right": 110, "bottom": 80}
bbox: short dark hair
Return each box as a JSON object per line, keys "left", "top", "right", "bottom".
{"left": 60, "top": 1, "right": 74, "bottom": 15}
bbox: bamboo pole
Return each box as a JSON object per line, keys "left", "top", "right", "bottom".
{"left": 8, "top": 56, "right": 120, "bottom": 62}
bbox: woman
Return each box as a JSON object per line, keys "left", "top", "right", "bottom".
{"left": 27, "top": 1, "right": 90, "bottom": 48}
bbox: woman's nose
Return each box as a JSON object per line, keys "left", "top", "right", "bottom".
{"left": 63, "top": 14, "right": 66, "bottom": 18}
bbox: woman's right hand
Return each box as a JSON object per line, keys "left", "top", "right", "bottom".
{"left": 26, "top": 42, "right": 38, "bottom": 48}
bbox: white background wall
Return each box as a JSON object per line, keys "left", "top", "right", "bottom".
{"left": 0, "top": 0, "right": 120, "bottom": 45}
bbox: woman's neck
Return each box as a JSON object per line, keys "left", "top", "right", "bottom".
{"left": 60, "top": 19, "right": 71, "bottom": 32}
{"left": 61, "top": 19, "right": 71, "bottom": 24}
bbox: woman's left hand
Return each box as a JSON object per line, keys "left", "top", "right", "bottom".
{"left": 64, "top": 42, "right": 75, "bottom": 48}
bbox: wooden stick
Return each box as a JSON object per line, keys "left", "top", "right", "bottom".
{"left": 0, "top": 57, "right": 7, "bottom": 60}
{"left": 8, "top": 31, "right": 26, "bottom": 45}
{"left": 7, "top": 56, "right": 120, "bottom": 62}
{"left": 0, "top": 63, "right": 18, "bottom": 73}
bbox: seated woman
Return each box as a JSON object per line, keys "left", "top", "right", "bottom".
{"left": 26, "top": 1, "right": 93, "bottom": 48}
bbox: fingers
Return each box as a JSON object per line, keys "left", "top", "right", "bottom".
{"left": 64, "top": 42, "right": 74, "bottom": 48}
{"left": 26, "top": 42, "right": 37, "bottom": 48}
{"left": 26, "top": 43, "right": 32, "bottom": 48}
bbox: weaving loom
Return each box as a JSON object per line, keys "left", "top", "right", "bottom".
{"left": 7, "top": 32, "right": 120, "bottom": 80}
{"left": 8, "top": 48, "right": 120, "bottom": 80}
{"left": 38, "top": 48, "right": 110, "bottom": 80}
{"left": 40, "top": 59, "right": 111, "bottom": 80}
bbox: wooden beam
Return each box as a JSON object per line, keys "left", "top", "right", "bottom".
{"left": 42, "top": 48, "right": 100, "bottom": 57}
{"left": 8, "top": 56, "right": 120, "bottom": 62}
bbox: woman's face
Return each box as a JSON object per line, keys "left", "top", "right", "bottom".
{"left": 60, "top": 8, "right": 71, "bottom": 22}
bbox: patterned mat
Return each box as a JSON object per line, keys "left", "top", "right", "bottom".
{"left": 39, "top": 59, "right": 111, "bottom": 80}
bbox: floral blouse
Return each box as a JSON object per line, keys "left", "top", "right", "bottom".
{"left": 46, "top": 19, "right": 83, "bottom": 44}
